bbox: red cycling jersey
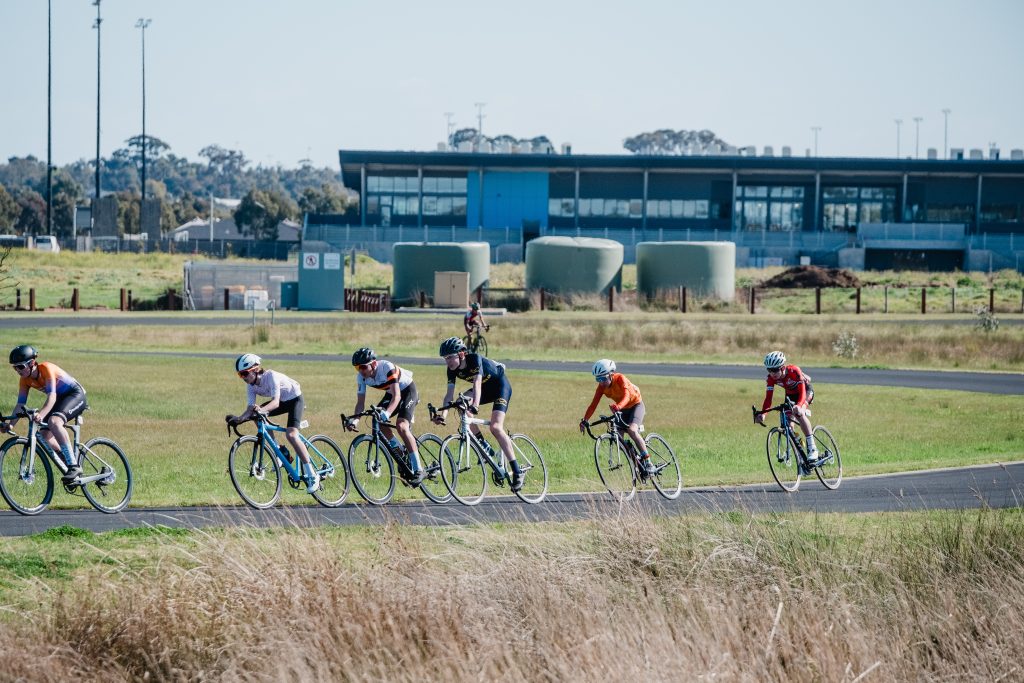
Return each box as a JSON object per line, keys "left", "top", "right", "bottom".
{"left": 761, "top": 364, "right": 812, "bottom": 411}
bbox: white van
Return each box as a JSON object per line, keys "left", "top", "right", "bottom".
{"left": 34, "top": 236, "right": 60, "bottom": 253}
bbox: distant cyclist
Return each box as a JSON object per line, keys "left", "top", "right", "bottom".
{"left": 754, "top": 351, "right": 818, "bottom": 462}
{"left": 579, "top": 359, "right": 656, "bottom": 476}
{"left": 0, "top": 345, "right": 88, "bottom": 481}
{"left": 463, "top": 302, "right": 488, "bottom": 340}
{"left": 432, "top": 336, "right": 523, "bottom": 492}
{"left": 225, "top": 353, "right": 320, "bottom": 493}
{"left": 344, "top": 347, "right": 425, "bottom": 485}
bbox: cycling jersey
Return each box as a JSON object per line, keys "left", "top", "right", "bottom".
{"left": 464, "top": 310, "right": 483, "bottom": 331}
{"left": 356, "top": 360, "right": 413, "bottom": 395}
{"left": 246, "top": 369, "right": 301, "bottom": 406}
{"left": 17, "top": 361, "right": 82, "bottom": 405}
{"left": 448, "top": 353, "right": 511, "bottom": 413}
{"left": 583, "top": 373, "right": 642, "bottom": 421}
{"left": 761, "top": 364, "right": 813, "bottom": 410}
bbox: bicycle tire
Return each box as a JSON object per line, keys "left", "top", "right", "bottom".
{"left": 766, "top": 427, "right": 802, "bottom": 492}
{"left": 228, "top": 435, "right": 283, "bottom": 509}
{"left": 0, "top": 437, "right": 54, "bottom": 515}
{"left": 348, "top": 434, "right": 396, "bottom": 505}
{"left": 645, "top": 433, "right": 682, "bottom": 500}
{"left": 593, "top": 433, "right": 636, "bottom": 501}
{"left": 307, "top": 435, "right": 349, "bottom": 507}
{"left": 80, "top": 437, "right": 133, "bottom": 513}
{"left": 509, "top": 433, "right": 547, "bottom": 504}
{"left": 439, "top": 435, "right": 487, "bottom": 506}
{"left": 416, "top": 433, "right": 453, "bottom": 503}
{"left": 811, "top": 426, "right": 843, "bottom": 490}
{"left": 475, "top": 335, "right": 488, "bottom": 356}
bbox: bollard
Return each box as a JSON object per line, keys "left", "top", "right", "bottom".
{"left": 951, "top": 287, "right": 956, "bottom": 313}
{"left": 680, "top": 286, "right": 687, "bottom": 313}
{"left": 540, "top": 288, "right": 546, "bottom": 311}
{"left": 168, "top": 288, "right": 176, "bottom": 311}
{"left": 71, "top": 288, "right": 79, "bottom": 312}
{"left": 224, "top": 288, "right": 230, "bottom": 311}
{"left": 815, "top": 287, "right": 821, "bottom": 315}
{"left": 855, "top": 287, "right": 861, "bottom": 314}
{"left": 15, "top": 289, "right": 20, "bottom": 310}
{"left": 608, "top": 287, "right": 614, "bottom": 313}
{"left": 884, "top": 285, "right": 889, "bottom": 314}
{"left": 419, "top": 291, "right": 425, "bottom": 308}
{"left": 989, "top": 288, "right": 995, "bottom": 313}
{"left": 749, "top": 287, "right": 755, "bottom": 314}
{"left": 921, "top": 287, "right": 927, "bottom": 314}
{"left": 29, "top": 289, "right": 36, "bottom": 312}
{"left": 120, "top": 288, "right": 127, "bottom": 312}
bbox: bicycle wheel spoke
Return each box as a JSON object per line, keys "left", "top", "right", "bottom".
{"left": 80, "top": 438, "right": 133, "bottom": 513}
{"left": 348, "top": 435, "right": 396, "bottom": 505}
{"left": 416, "top": 433, "right": 452, "bottom": 504}
{"left": 594, "top": 434, "right": 636, "bottom": 502}
{"left": 645, "top": 434, "right": 682, "bottom": 500}
{"left": 440, "top": 436, "right": 486, "bottom": 506}
{"left": 228, "top": 436, "right": 282, "bottom": 509}
{"left": 307, "top": 435, "right": 349, "bottom": 507}
{"left": 811, "top": 427, "right": 843, "bottom": 490}
{"left": 0, "top": 438, "right": 54, "bottom": 515}
{"left": 509, "top": 434, "right": 547, "bottom": 504}
{"left": 766, "top": 428, "right": 801, "bottom": 492}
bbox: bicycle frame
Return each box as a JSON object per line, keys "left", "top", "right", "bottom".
{"left": 755, "top": 399, "right": 808, "bottom": 465}
{"left": 341, "top": 409, "right": 415, "bottom": 475}
{"left": 2, "top": 410, "right": 110, "bottom": 487}
{"left": 583, "top": 413, "right": 642, "bottom": 463}
{"left": 248, "top": 414, "right": 336, "bottom": 483}
{"left": 428, "top": 399, "right": 508, "bottom": 480}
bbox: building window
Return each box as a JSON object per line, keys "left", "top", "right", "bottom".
{"left": 821, "top": 186, "right": 896, "bottom": 231}
{"left": 981, "top": 204, "right": 1020, "bottom": 222}
{"left": 736, "top": 186, "right": 804, "bottom": 231}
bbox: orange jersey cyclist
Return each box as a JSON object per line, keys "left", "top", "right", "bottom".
{"left": 754, "top": 350, "right": 819, "bottom": 462}
{"left": 344, "top": 347, "right": 425, "bottom": 485}
{"left": 579, "top": 359, "right": 656, "bottom": 476}
{"left": 432, "top": 336, "right": 523, "bottom": 492}
{"left": 1, "top": 345, "right": 88, "bottom": 481}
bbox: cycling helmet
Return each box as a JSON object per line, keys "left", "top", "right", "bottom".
{"left": 235, "top": 353, "right": 262, "bottom": 373}
{"left": 439, "top": 336, "right": 467, "bottom": 357}
{"left": 471, "top": 302, "right": 480, "bottom": 310}
{"left": 352, "top": 347, "right": 376, "bottom": 366}
{"left": 9, "top": 345, "right": 38, "bottom": 365}
{"left": 592, "top": 359, "right": 616, "bottom": 379}
{"left": 763, "top": 351, "right": 786, "bottom": 370}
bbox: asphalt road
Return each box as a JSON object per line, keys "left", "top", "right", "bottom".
{"left": 0, "top": 462, "right": 1020, "bottom": 537}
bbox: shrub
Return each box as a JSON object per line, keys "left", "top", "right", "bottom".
{"left": 831, "top": 330, "right": 859, "bottom": 359}
{"left": 975, "top": 306, "right": 999, "bottom": 333}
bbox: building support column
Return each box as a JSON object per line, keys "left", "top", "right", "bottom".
{"left": 975, "top": 174, "right": 983, "bottom": 234}
{"left": 901, "top": 173, "right": 908, "bottom": 222}
{"left": 574, "top": 168, "right": 580, "bottom": 231}
{"left": 417, "top": 166, "right": 423, "bottom": 228}
{"left": 641, "top": 168, "right": 649, "bottom": 238}
{"left": 360, "top": 165, "right": 366, "bottom": 226}
{"left": 731, "top": 171, "right": 738, "bottom": 232}
{"left": 813, "top": 172, "right": 821, "bottom": 231}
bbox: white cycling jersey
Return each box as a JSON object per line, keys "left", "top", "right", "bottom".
{"left": 246, "top": 369, "right": 301, "bottom": 405}
{"left": 356, "top": 359, "right": 413, "bottom": 395}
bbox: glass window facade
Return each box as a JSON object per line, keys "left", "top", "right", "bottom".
{"left": 735, "top": 186, "right": 804, "bottom": 231}
{"left": 821, "top": 186, "right": 896, "bottom": 231}
{"left": 366, "top": 173, "right": 467, "bottom": 225}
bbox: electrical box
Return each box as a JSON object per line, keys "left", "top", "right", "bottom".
{"left": 433, "top": 271, "right": 469, "bottom": 308}
{"left": 298, "top": 250, "right": 345, "bottom": 310}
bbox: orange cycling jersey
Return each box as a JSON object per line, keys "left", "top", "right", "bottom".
{"left": 583, "top": 373, "right": 642, "bottom": 421}
{"left": 17, "top": 361, "right": 81, "bottom": 404}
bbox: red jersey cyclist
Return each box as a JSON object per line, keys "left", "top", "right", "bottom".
{"left": 344, "top": 347, "right": 425, "bottom": 486}
{"left": 226, "top": 353, "right": 320, "bottom": 493}
{"left": 579, "top": 359, "right": 656, "bottom": 476}
{"left": 1, "top": 345, "right": 88, "bottom": 481}
{"left": 463, "top": 302, "right": 488, "bottom": 337}
{"left": 754, "top": 351, "right": 819, "bottom": 462}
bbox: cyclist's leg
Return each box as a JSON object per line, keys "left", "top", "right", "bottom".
{"left": 272, "top": 396, "right": 311, "bottom": 464}
{"left": 621, "top": 403, "right": 647, "bottom": 459}
{"left": 47, "top": 391, "right": 86, "bottom": 469}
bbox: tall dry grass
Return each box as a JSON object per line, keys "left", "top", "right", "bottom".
{"left": 1, "top": 507, "right": 1022, "bottom": 681}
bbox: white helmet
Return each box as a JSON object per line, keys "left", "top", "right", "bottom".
{"left": 235, "top": 353, "right": 262, "bottom": 373}
{"left": 592, "top": 359, "right": 616, "bottom": 379}
{"left": 763, "top": 351, "right": 786, "bottom": 370}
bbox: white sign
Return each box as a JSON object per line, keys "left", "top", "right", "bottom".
{"left": 323, "top": 253, "right": 341, "bottom": 270}
{"left": 303, "top": 253, "right": 320, "bottom": 269}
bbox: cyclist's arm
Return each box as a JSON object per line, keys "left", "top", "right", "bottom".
{"left": 352, "top": 392, "right": 367, "bottom": 416}
{"left": 468, "top": 374, "right": 482, "bottom": 412}
{"left": 438, "top": 383, "right": 456, "bottom": 421}
{"left": 760, "top": 376, "right": 776, "bottom": 411}
{"left": 582, "top": 385, "right": 604, "bottom": 422}
{"left": 381, "top": 383, "right": 401, "bottom": 418}
{"left": 35, "top": 379, "right": 59, "bottom": 423}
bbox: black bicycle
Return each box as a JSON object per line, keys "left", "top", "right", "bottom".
{"left": 462, "top": 324, "right": 489, "bottom": 355}
{"left": 753, "top": 398, "right": 842, "bottom": 492}
{"left": 582, "top": 413, "right": 682, "bottom": 501}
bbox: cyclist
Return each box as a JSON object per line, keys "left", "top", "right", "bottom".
{"left": 225, "top": 353, "right": 320, "bottom": 494}
{"left": 754, "top": 351, "right": 818, "bottom": 462}
{"left": 579, "top": 359, "right": 656, "bottom": 476}
{"left": 344, "top": 347, "right": 425, "bottom": 486}
{"left": 0, "top": 345, "right": 88, "bottom": 481}
{"left": 463, "top": 302, "right": 488, "bottom": 347}
{"left": 432, "top": 336, "right": 523, "bottom": 492}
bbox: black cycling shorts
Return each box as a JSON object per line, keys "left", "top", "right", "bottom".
{"left": 267, "top": 395, "right": 304, "bottom": 429}
{"left": 375, "top": 381, "right": 419, "bottom": 423}
{"left": 461, "top": 375, "right": 512, "bottom": 414}
{"left": 49, "top": 386, "right": 88, "bottom": 424}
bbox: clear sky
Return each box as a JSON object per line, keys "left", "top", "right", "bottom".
{"left": 3, "top": 0, "right": 1022, "bottom": 171}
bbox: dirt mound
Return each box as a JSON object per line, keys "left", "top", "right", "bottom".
{"left": 760, "top": 266, "right": 861, "bottom": 289}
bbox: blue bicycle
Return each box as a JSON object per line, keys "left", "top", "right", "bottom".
{"left": 226, "top": 413, "right": 349, "bottom": 509}
{"left": 753, "top": 398, "right": 842, "bottom": 492}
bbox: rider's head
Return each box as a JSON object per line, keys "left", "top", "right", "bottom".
{"left": 592, "top": 358, "right": 616, "bottom": 383}
{"left": 763, "top": 351, "right": 786, "bottom": 373}
{"left": 9, "top": 345, "right": 37, "bottom": 374}
{"left": 471, "top": 302, "right": 480, "bottom": 311}
{"left": 351, "top": 347, "right": 376, "bottom": 368}
{"left": 235, "top": 353, "right": 262, "bottom": 381}
{"left": 439, "top": 337, "right": 466, "bottom": 368}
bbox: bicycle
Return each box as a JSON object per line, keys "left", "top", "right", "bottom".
{"left": 582, "top": 413, "right": 682, "bottom": 501}
{"left": 753, "top": 398, "right": 842, "bottom": 492}
{"left": 462, "top": 324, "right": 489, "bottom": 355}
{"left": 427, "top": 396, "right": 548, "bottom": 505}
{"left": 0, "top": 408, "right": 133, "bottom": 515}
{"left": 342, "top": 408, "right": 452, "bottom": 505}
{"left": 226, "top": 412, "right": 349, "bottom": 509}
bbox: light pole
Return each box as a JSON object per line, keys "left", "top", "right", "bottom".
{"left": 913, "top": 116, "right": 922, "bottom": 159}
{"left": 894, "top": 119, "right": 902, "bottom": 157}
{"left": 941, "top": 108, "right": 951, "bottom": 159}
{"left": 811, "top": 126, "right": 821, "bottom": 156}
{"left": 474, "top": 102, "right": 486, "bottom": 137}
{"left": 444, "top": 111, "right": 454, "bottom": 147}
{"left": 46, "top": 0, "right": 53, "bottom": 238}
{"left": 135, "top": 18, "right": 151, "bottom": 200}
{"left": 93, "top": 0, "right": 101, "bottom": 200}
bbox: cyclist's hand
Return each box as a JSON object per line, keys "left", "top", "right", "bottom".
{"left": 579, "top": 419, "right": 587, "bottom": 433}
{"left": 0, "top": 421, "right": 9, "bottom": 434}
{"left": 31, "top": 412, "right": 44, "bottom": 424}
{"left": 484, "top": 324, "right": 490, "bottom": 331}
{"left": 224, "top": 414, "right": 237, "bottom": 426}
{"left": 344, "top": 417, "right": 359, "bottom": 432}
{"left": 613, "top": 410, "right": 623, "bottom": 423}
{"left": 754, "top": 413, "right": 765, "bottom": 426}
{"left": 468, "top": 404, "right": 479, "bottom": 415}
{"left": 373, "top": 406, "right": 389, "bottom": 421}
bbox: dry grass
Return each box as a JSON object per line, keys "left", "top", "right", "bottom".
{"left": 1, "top": 507, "right": 1022, "bottom": 681}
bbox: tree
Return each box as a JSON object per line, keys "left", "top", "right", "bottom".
{"left": 297, "top": 183, "right": 352, "bottom": 215}
{"left": 32, "top": 171, "right": 83, "bottom": 239}
{"left": 0, "top": 184, "right": 18, "bottom": 232}
{"left": 623, "top": 128, "right": 731, "bottom": 155}
{"left": 12, "top": 188, "right": 45, "bottom": 236}
{"left": 234, "top": 189, "right": 297, "bottom": 241}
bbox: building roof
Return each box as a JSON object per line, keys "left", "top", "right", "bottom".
{"left": 169, "top": 217, "right": 300, "bottom": 242}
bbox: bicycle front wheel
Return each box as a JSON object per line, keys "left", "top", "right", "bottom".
{"left": 80, "top": 438, "right": 133, "bottom": 513}
{"left": 228, "top": 435, "right": 283, "bottom": 509}
{"left": 811, "top": 426, "right": 843, "bottom": 490}
{"left": 645, "top": 433, "right": 682, "bottom": 500}
{"left": 416, "top": 433, "right": 453, "bottom": 503}
{"left": 766, "top": 427, "right": 802, "bottom": 492}
{"left": 475, "top": 335, "right": 488, "bottom": 356}
{"left": 348, "top": 434, "right": 396, "bottom": 505}
{"left": 509, "top": 434, "right": 547, "bottom": 504}
{"left": 440, "top": 435, "right": 487, "bottom": 506}
{"left": 307, "top": 435, "right": 349, "bottom": 507}
{"left": 594, "top": 433, "right": 636, "bottom": 502}
{"left": 0, "top": 437, "right": 54, "bottom": 515}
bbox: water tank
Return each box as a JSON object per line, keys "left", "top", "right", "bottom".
{"left": 927, "top": 148, "right": 938, "bottom": 160}
{"left": 525, "top": 237, "right": 623, "bottom": 294}
{"left": 636, "top": 241, "right": 735, "bottom": 300}
{"left": 781, "top": 146, "right": 792, "bottom": 157}
{"left": 392, "top": 242, "right": 490, "bottom": 305}
{"left": 1011, "top": 149, "right": 1024, "bottom": 160}
{"left": 763, "top": 146, "right": 774, "bottom": 157}
{"left": 969, "top": 148, "right": 984, "bottom": 160}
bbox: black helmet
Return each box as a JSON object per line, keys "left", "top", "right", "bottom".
{"left": 439, "top": 337, "right": 466, "bottom": 357}
{"left": 471, "top": 302, "right": 480, "bottom": 310}
{"left": 352, "top": 347, "right": 376, "bottom": 366}
{"left": 9, "top": 345, "right": 38, "bottom": 365}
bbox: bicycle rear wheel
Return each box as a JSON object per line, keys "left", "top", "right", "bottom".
{"left": 766, "top": 427, "right": 802, "bottom": 492}
{"left": 0, "top": 437, "right": 54, "bottom": 515}
{"left": 348, "top": 434, "right": 396, "bottom": 505}
{"left": 593, "top": 433, "right": 636, "bottom": 502}
{"left": 811, "top": 426, "right": 843, "bottom": 490}
{"left": 416, "top": 433, "right": 453, "bottom": 503}
{"left": 307, "top": 435, "right": 349, "bottom": 507}
{"left": 228, "top": 435, "right": 283, "bottom": 509}
{"left": 509, "top": 434, "right": 547, "bottom": 504}
{"left": 80, "top": 437, "right": 133, "bottom": 513}
{"left": 645, "top": 433, "right": 682, "bottom": 500}
{"left": 440, "top": 435, "right": 487, "bottom": 506}
{"left": 475, "top": 335, "right": 488, "bottom": 356}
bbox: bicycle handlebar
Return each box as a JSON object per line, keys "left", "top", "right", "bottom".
{"left": 340, "top": 408, "right": 395, "bottom": 432}
{"left": 225, "top": 411, "right": 281, "bottom": 438}
{"left": 751, "top": 398, "right": 796, "bottom": 427}
{"left": 579, "top": 413, "right": 624, "bottom": 441}
{"left": 426, "top": 396, "right": 477, "bottom": 426}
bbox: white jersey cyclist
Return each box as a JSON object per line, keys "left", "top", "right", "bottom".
{"left": 355, "top": 359, "right": 413, "bottom": 395}
{"left": 246, "top": 369, "right": 301, "bottom": 405}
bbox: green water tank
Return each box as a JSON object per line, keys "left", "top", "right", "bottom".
{"left": 636, "top": 241, "right": 735, "bottom": 300}
{"left": 525, "top": 236, "right": 623, "bottom": 294}
{"left": 392, "top": 242, "right": 490, "bottom": 305}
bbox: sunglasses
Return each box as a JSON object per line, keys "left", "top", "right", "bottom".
{"left": 237, "top": 368, "right": 256, "bottom": 378}
{"left": 356, "top": 363, "right": 373, "bottom": 371}
{"left": 595, "top": 375, "right": 611, "bottom": 382}
{"left": 11, "top": 362, "right": 31, "bottom": 372}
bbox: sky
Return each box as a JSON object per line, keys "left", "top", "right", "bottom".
{"left": 2, "top": 0, "right": 1023, "bottom": 172}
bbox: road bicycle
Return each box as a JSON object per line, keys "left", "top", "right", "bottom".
{"left": 753, "top": 398, "right": 842, "bottom": 492}
{"left": 428, "top": 396, "right": 548, "bottom": 505}
{"left": 342, "top": 408, "right": 452, "bottom": 505}
{"left": 0, "top": 408, "right": 133, "bottom": 515}
{"left": 226, "top": 413, "right": 348, "bottom": 509}
{"left": 462, "top": 324, "right": 489, "bottom": 355}
{"left": 581, "top": 413, "right": 682, "bottom": 501}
